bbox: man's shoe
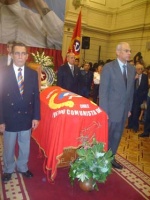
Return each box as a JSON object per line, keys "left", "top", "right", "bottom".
{"left": 19, "top": 170, "right": 33, "bottom": 178}
{"left": 112, "top": 159, "right": 123, "bottom": 169}
{"left": 139, "top": 133, "right": 149, "bottom": 137}
{"left": 2, "top": 173, "right": 12, "bottom": 182}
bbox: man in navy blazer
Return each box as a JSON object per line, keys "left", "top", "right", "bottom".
{"left": 0, "top": 42, "right": 40, "bottom": 182}
{"left": 57, "top": 52, "right": 81, "bottom": 94}
{"left": 127, "top": 63, "right": 148, "bottom": 132}
{"left": 99, "top": 42, "right": 135, "bottom": 169}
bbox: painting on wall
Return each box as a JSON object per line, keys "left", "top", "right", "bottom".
{"left": 0, "top": 0, "right": 66, "bottom": 50}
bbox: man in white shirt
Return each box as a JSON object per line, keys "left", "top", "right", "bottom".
{"left": 0, "top": 42, "right": 40, "bottom": 182}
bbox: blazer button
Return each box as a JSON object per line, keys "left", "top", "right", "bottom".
{"left": 18, "top": 111, "right": 21, "bottom": 114}
{"left": 29, "top": 102, "right": 32, "bottom": 104}
{"left": 7, "top": 93, "right": 10, "bottom": 96}
{"left": 11, "top": 103, "right": 14, "bottom": 106}
{"left": 25, "top": 111, "right": 27, "bottom": 114}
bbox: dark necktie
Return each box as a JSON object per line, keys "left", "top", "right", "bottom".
{"left": 18, "top": 68, "right": 24, "bottom": 96}
{"left": 122, "top": 65, "right": 127, "bottom": 87}
{"left": 71, "top": 66, "right": 74, "bottom": 76}
{"left": 136, "top": 76, "right": 139, "bottom": 89}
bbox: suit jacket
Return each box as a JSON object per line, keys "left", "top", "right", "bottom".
{"left": 0, "top": 55, "right": 13, "bottom": 69}
{"left": 99, "top": 59, "right": 135, "bottom": 122}
{"left": 57, "top": 63, "right": 81, "bottom": 94}
{"left": 134, "top": 73, "right": 148, "bottom": 104}
{"left": 0, "top": 65, "right": 40, "bottom": 132}
{"left": 0, "top": 55, "right": 8, "bottom": 69}
{"left": 80, "top": 70, "right": 93, "bottom": 89}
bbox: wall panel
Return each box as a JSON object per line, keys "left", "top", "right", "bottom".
{"left": 63, "top": 0, "right": 150, "bottom": 65}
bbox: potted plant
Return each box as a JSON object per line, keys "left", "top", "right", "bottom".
{"left": 69, "top": 137, "right": 113, "bottom": 191}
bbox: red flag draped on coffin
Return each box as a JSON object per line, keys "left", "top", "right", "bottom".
{"left": 32, "top": 86, "right": 108, "bottom": 181}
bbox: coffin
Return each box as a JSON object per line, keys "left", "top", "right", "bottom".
{"left": 32, "top": 86, "right": 108, "bottom": 181}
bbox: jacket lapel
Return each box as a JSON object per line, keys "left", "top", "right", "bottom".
{"left": 9, "top": 66, "right": 21, "bottom": 99}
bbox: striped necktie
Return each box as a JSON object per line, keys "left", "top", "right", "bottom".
{"left": 18, "top": 68, "right": 24, "bottom": 96}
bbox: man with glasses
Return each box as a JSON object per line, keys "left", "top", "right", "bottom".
{"left": 0, "top": 42, "right": 40, "bottom": 182}
{"left": 99, "top": 42, "right": 135, "bottom": 169}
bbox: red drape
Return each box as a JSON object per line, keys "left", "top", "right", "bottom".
{"left": 0, "top": 44, "right": 63, "bottom": 71}
{"left": 32, "top": 86, "right": 108, "bottom": 181}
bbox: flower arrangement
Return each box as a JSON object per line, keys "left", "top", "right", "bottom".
{"left": 31, "top": 51, "right": 54, "bottom": 69}
{"left": 31, "top": 51, "right": 56, "bottom": 86}
{"left": 69, "top": 136, "right": 113, "bottom": 191}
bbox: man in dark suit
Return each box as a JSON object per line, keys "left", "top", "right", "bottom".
{"left": 127, "top": 63, "right": 148, "bottom": 132}
{"left": 99, "top": 42, "right": 135, "bottom": 169}
{"left": 139, "top": 66, "right": 150, "bottom": 137}
{"left": 57, "top": 52, "right": 81, "bottom": 94}
{"left": 0, "top": 42, "right": 40, "bottom": 182}
{"left": 139, "top": 96, "right": 150, "bottom": 137}
{"left": 80, "top": 62, "right": 93, "bottom": 98}
{"left": 0, "top": 41, "right": 15, "bottom": 69}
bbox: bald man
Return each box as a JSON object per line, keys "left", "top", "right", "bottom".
{"left": 99, "top": 42, "right": 136, "bottom": 169}
{"left": 57, "top": 52, "right": 81, "bottom": 94}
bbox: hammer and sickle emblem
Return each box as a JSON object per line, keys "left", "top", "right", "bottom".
{"left": 74, "top": 40, "right": 80, "bottom": 52}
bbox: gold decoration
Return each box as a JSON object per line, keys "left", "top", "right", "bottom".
{"left": 72, "top": 0, "right": 82, "bottom": 9}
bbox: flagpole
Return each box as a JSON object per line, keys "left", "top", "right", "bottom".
{"left": 64, "top": 10, "right": 82, "bottom": 63}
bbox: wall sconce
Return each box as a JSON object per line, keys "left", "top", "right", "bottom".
{"left": 72, "top": 0, "right": 82, "bottom": 9}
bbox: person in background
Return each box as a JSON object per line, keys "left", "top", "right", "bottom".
{"left": 126, "top": 63, "right": 148, "bottom": 132}
{"left": 128, "top": 60, "right": 134, "bottom": 66}
{"left": 79, "top": 62, "right": 93, "bottom": 98}
{"left": 93, "top": 62, "right": 103, "bottom": 104}
{"left": 57, "top": 52, "right": 81, "bottom": 94}
{"left": 89, "top": 62, "right": 93, "bottom": 71}
{"left": 99, "top": 42, "right": 135, "bottom": 169}
{"left": 139, "top": 94, "right": 150, "bottom": 137}
{"left": 0, "top": 42, "right": 40, "bottom": 182}
{"left": 133, "top": 52, "right": 145, "bottom": 66}
{"left": 139, "top": 65, "right": 150, "bottom": 137}
{"left": 74, "top": 58, "right": 80, "bottom": 68}
{"left": 0, "top": 40, "right": 16, "bottom": 69}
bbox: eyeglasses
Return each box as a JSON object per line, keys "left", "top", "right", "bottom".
{"left": 13, "top": 52, "right": 27, "bottom": 56}
{"left": 121, "top": 49, "right": 132, "bottom": 53}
